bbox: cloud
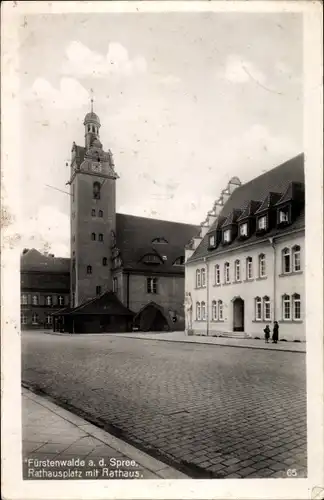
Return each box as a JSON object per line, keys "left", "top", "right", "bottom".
{"left": 62, "top": 41, "right": 147, "bottom": 78}
{"left": 219, "top": 55, "right": 266, "bottom": 85}
{"left": 24, "top": 77, "right": 89, "bottom": 110}
{"left": 20, "top": 205, "right": 70, "bottom": 257}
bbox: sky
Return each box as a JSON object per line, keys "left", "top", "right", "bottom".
{"left": 18, "top": 11, "right": 303, "bottom": 257}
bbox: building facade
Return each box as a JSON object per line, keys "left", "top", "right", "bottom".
{"left": 185, "top": 154, "right": 305, "bottom": 342}
{"left": 20, "top": 249, "right": 70, "bottom": 329}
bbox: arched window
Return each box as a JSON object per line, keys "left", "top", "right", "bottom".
{"left": 282, "top": 294, "right": 291, "bottom": 320}
{"left": 292, "top": 245, "right": 301, "bottom": 272}
{"left": 218, "top": 300, "right": 223, "bottom": 321}
{"left": 258, "top": 254, "right": 266, "bottom": 278}
{"left": 235, "top": 259, "right": 240, "bottom": 282}
{"left": 58, "top": 296, "right": 64, "bottom": 306}
{"left": 212, "top": 300, "right": 217, "bottom": 321}
{"left": 292, "top": 293, "right": 301, "bottom": 320}
{"left": 196, "top": 302, "right": 201, "bottom": 321}
{"left": 99, "top": 233, "right": 104, "bottom": 242}
{"left": 255, "top": 297, "right": 262, "bottom": 321}
{"left": 263, "top": 296, "right": 271, "bottom": 321}
{"left": 196, "top": 270, "right": 201, "bottom": 288}
{"left": 93, "top": 181, "right": 101, "bottom": 200}
{"left": 91, "top": 233, "right": 96, "bottom": 241}
{"left": 201, "top": 301, "right": 206, "bottom": 320}
{"left": 282, "top": 247, "right": 291, "bottom": 273}
{"left": 32, "top": 295, "right": 38, "bottom": 306}
{"left": 21, "top": 294, "right": 28, "bottom": 305}
{"left": 98, "top": 210, "right": 103, "bottom": 217}
{"left": 102, "top": 257, "right": 107, "bottom": 266}
{"left": 246, "top": 257, "right": 253, "bottom": 280}
{"left": 46, "top": 296, "right": 52, "bottom": 306}
{"left": 224, "top": 262, "right": 230, "bottom": 283}
{"left": 215, "top": 264, "right": 220, "bottom": 285}
{"left": 87, "top": 265, "right": 92, "bottom": 274}
{"left": 201, "top": 268, "right": 206, "bottom": 287}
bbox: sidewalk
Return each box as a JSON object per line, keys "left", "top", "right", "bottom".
{"left": 22, "top": 387, "right": 188, "bottom": 479}
{"left": 110, "top": 331, "right": 306, "bottom": 353}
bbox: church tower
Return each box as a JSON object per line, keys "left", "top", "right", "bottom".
{"left": 69, "top": 98, "right": 118, "bottom": 307}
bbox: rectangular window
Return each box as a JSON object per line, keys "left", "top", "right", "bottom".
{"left": 263, "top": 299, "right": 271, "bottom": 321}
{"left": 223, "top": 229, "right": 231, "bottom": 243}
{"left": 32, "top": 313, "right": 38, "bottom": 325}
{"left": 46, "top": 315, "right": 52, "bottom": 324}
{"left": 196, "top": 302, "right": 201, "bottom": 321}
{"left": 91, "top": 209, "right": 96, "bottom": 217}
{"left": 279, "top": 210, "right": 289, "bottom": 223}
{"left": 21, "top": 313, "right": 28, "bottom": 325}
{"left": 258, "top": 216, "right": 267, "bottom": 230}
{"left": 247, "top": 257, "right": 253, "bottom": 280}
{"left": 212, "top": 301, "right": 217, "bottom": 321}
{"left": 240, "top": 223, "right": 248, "bottom": 237}
{"left": 196, "top": 270, "right": 201, "bottom": 288}
{"left": 201, "top": 302, "right": 206, "bottom": 321}
{"left": 255, "top": 299, "right": 262, "bottom": 321}
{"left": 96, "top": 286, "right": 102, "bottom": 296}
{"left": 201, "top": 268, "right": 206, "bottom": 288}
{"left": 32, "top": 295, "right": 38, "bottom": 306}
{"left": 147, "top": 278, "right": 157, "bottom": 294}
{"left": 259, "top": 255, "right": 266, "bottom": 278}
{"left": 283, "top": 296, "right": 291, "bottom": 320}
{"left": 283, "top": 249, "right": 291, "bottom": 273}
{"left": 58, "top": 296, "right": 64, "bottom": 306}
{"left": 209, "top": 235, "right": 215, "bottom": 247}
{"left": 46, "top": 296, "right": 52, "bottom": 306}
{"left": 113, "top": 277, "right": 118, "bottom": 293}
{"left": 215, "top": 265, "right": 220, "bottom": 285}
{"left": 218, "top": 301, "right": 223, "bottom": 320}
{"left": 293, "top": 295, "right": 301, "bottom": 320}
{"left": 99, "top": 234, "right": 104, "bottom": 242}
{"left": 293, "top": 247, "right": 301, "bottom": 272}
{"left": 225, "top": 263, "right": 230, "bottom": 283}
{"left": 235, "top": 261, "right": 240, "bottom": 281}
{"left": 21, "top": 294, "right": 28, "bottom": 305}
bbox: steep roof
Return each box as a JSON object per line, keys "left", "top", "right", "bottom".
{"left": 188, "top": 153, "right": 304, "bottom": 262}
{"left": 115, "top": 213, "right": 198, "bottom": 274}
{"left": 21, "top": 249, "right": 70, "bottom": 273}
{"left": 66, "top": 291, "right": 133, "bottom": 316}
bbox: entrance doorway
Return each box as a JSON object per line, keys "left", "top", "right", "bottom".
{"left": 233, "top": 297, "right": 244, "bottom": 332}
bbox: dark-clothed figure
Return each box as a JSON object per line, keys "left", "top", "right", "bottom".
{"left": 272, "top": 321, "right": 279, "bottom": 343}
{"left": 264, "top": 325, "right": 270, "bottom": 343}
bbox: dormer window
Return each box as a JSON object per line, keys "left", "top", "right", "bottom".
{"left": 239, "top": 223, "right": 248, "bottom": 237}
{"left": 152, "top": 237, "right": 168, "bottom": 244}
{"left": 173, "top": 256, "right": 185, "bottom": 266}
{"left": 257, "top": 215, "right": 267, "bottom": 231}
{"left": 143, "top": 254, "right": 161, "bottom": 265}
{"left": 278, "top": 207, "right": 290, "bottom": 225}
{"left": 223, "top": 229, "right": 231, "bottom": 243}
{"left": 209, "top": 235, "right": 216, "bottom": 248}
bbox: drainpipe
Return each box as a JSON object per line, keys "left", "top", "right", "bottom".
{"left": 269, "top": 237, "right": 276, "bottom": 321}
{"left": 204, "top": 257, "right": 209, "bottom": 336}
{"left": 126, "top": 272, "right": 130, "bottom": 309}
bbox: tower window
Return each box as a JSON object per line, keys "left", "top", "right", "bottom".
{"left": 99, "top": 233, "right": 104, "bottom": 242}
{"left": 93, "top": 182, "right": 101, "bottom": 200}
{"left": 91, "top": 233, "right": 96, "bottom": 241}
{"left": 91, "top": 209, "right": 96, "bottom": 217}
{"left": 96, "top": 286, "right": 102, "bottom": 296}
{"left": 88, "top": 125, "right": 91, "bottom": 132}
{"left": 102, "top": 257, "right": 107, "bottom": 266}
{"left": 87, "top": 265, "right": 92, "bottom": 274}
{"left": 92, "top": 125, "right": 95, "bottom": 133}
{"left": 98, "top": 210, "right": 103, "bottom": 217}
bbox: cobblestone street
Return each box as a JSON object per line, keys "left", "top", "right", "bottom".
{"left": 22, "top": 331, "right": 307, "bottom": 478}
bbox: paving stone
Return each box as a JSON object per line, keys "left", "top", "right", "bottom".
{"left": 22, "top": 332, "right": 307, "bottom": 480}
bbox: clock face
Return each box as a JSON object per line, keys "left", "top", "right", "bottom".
{"left": 92, "top": 163, "right": 102, "bottom": 172}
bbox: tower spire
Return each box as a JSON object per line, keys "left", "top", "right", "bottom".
{"left": 90, "top": 88, "right": 94, "bottom": 113}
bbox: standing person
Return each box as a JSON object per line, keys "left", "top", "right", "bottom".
{"left": 272, "top": 321, "right": 279, "bottom": 343}
{"left": 264, "top": 325, "right": 270, "bottom": 343}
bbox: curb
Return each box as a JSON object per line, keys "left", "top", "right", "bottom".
{"left": 109, "top": 334, "right": 306, "bottom": 354}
